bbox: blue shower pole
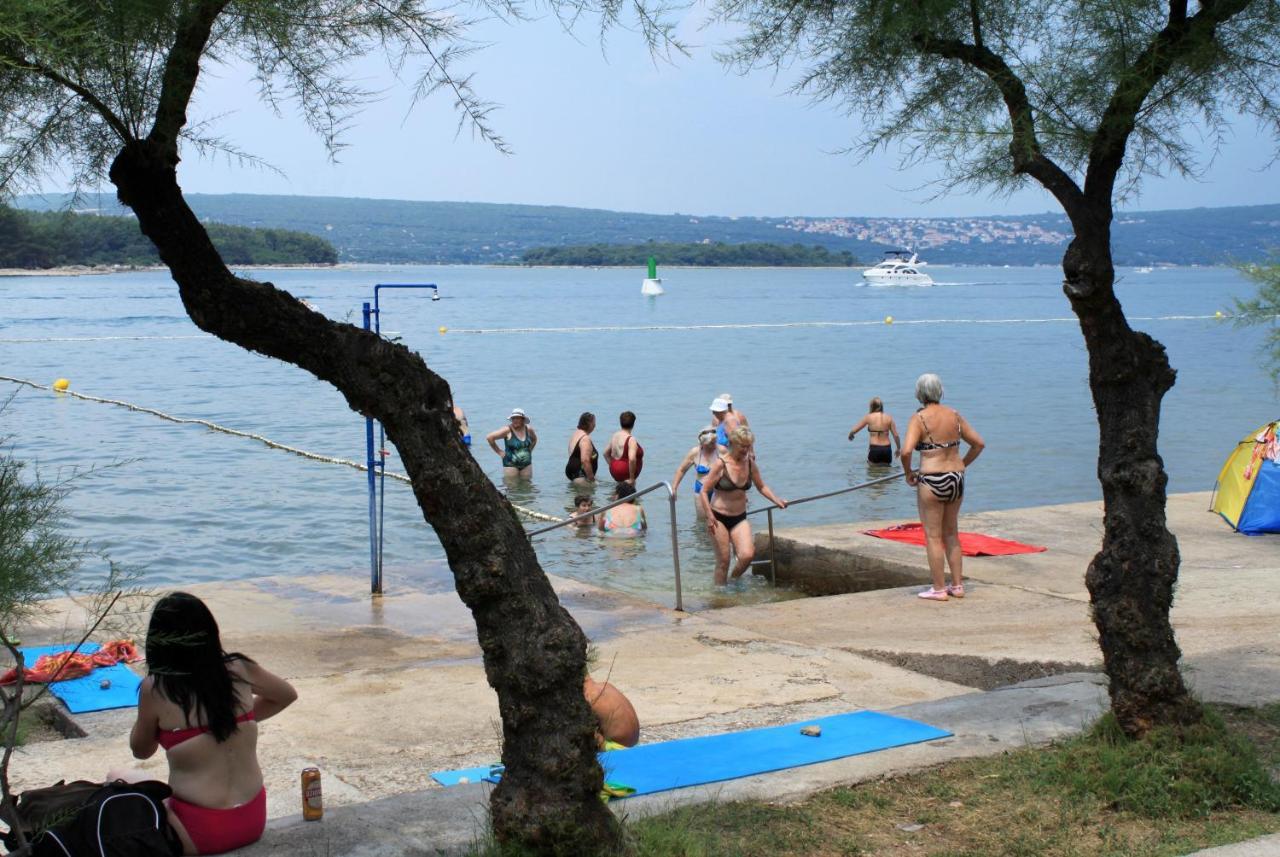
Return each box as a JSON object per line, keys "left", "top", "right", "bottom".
{"left": 362, "top": 284, "right": 438, "bottom": 595}
{"left": 362, "top": 302, "right": 382, "bottom": 594}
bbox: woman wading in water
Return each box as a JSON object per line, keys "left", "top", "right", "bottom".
{"left": 900, "top": 373, "right": 985, "bottom": 602}
{"left": 565, "top": 411, "right": 599, "bottom": 484}
{"left": 698, "top": 426, "right": 787, "bottom": 586}
{"left": 487, "top": 407, "right": 537, "bottom": 479}
{"left": 848, "top": 397, "right": 900, "bottom": 464}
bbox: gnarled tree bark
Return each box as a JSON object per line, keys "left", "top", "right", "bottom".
{"left": 108, "top": 139, "right": 622, "bottom": 851}
{"left": 1060, "top": 227, "right": 1202, "bottom": 735}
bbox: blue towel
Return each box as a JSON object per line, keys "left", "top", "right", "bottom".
{"left": 18, "top": 643, "right": 142, "bottom": 713}
{"left": 429, "top": 710, "right": 949, "bottom": 797}
{"left": 431, "top": 764, "right": 505, "bottom": 787}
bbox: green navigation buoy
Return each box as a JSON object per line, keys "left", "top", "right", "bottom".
{"left": 641, "top": 255, "right": 664, "bottom": 295}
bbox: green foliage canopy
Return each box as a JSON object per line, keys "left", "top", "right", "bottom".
{"left": 0, "top": 0, "right": 516, "bottom": 197}
{"left": 1234, "top": 255, "right": 1280, "bottom": 384}
{"left": 712, "top": 0, "right": 1280, "bottom": 208}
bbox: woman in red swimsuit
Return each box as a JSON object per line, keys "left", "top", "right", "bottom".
{"left": 125, "top": 593, "right": 297, "bottom": 855}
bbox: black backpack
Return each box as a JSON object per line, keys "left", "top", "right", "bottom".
{"left": 3, "top": 779, "right": 180, "bottom": 857}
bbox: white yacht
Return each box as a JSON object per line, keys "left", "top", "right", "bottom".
{"left": 861, "top": 251, "right": 934, "bottom": 286}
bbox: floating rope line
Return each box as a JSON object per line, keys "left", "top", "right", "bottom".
{"left": 0, "top": 334, "right": 208, "bottom": 343}
{"left": 0, "top": 374, "right": 562, "bottom": 524}
{"left": 0, "top": 314, "right": 1229, "bottom": 343}
{"left": 442, "top": 313, "right": 1225, "bottom": 335}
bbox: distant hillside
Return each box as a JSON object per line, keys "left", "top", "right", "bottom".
{"left": 519, "top": 241, "right": 860, "bottom": 267}
{"left": 14, "top": 193, "right": 1280, "bottom": 266}
{"left": 0, "top": 204, "right": 337, "bottom": 268}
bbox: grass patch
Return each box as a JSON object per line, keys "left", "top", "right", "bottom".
{"left": 613, "top": 703, "right": 1280, "bottom": 856}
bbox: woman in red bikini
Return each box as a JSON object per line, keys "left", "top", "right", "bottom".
{"left": 125, "top": 592, "right": 297, "bottom": 855}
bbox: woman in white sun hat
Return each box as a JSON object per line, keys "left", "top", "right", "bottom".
{"left": 487, "top": 407, "right": 538, "bottom": 479}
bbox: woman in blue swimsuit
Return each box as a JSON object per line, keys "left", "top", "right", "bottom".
{"left": 486, "top": 407, "right": 537, "bottom": 479}
{"left": 672, "top": 426, "right": 718, "bottom": 519}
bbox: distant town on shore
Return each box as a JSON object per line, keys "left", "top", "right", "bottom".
{"left": 8, "top": 193, "right": 1279, "bottom": 269}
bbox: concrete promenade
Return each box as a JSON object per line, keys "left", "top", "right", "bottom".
{"left": 9, "top": 491, "right": 1279, "bottom": 854}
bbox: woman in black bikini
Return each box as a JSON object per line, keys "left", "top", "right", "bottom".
{"left": 848, "top": 397, "right": 900, "bottom": 464}
{"left": 900, "top": 373, "right": 985, "bottom": 602}
{"left": 698, "top": 426, "right": 788, "bottom": 586}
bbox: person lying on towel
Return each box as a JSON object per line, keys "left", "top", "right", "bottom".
{"left": 584, "top": 675, "right": 639, "bottom": 749}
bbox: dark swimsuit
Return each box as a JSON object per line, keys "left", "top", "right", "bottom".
{"left": 711, "top": 456, "right": 752, "bottom": 532}
{"left": 502, "top": 430, "right": 533, "bottom": 469}
{"left": 866, "top": 416, "right": 893, "bottom": 464}
{"left": 564, "top": 434, "right": 599, "bottom": 480}
{"left": 916, "top": 410, "right": 964, "bottom": 502}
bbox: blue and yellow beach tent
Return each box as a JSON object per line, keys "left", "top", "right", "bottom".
{"left": 1211, "top": 421, "right": 1280, "bottom": 535}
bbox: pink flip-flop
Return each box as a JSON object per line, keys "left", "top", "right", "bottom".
{"left": 946, "top": 583, "right": 965, "bottom": 598}
{"left": 917, "top": 587, "right": 949, "bottom": 602}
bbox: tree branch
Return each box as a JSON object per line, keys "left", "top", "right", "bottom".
{"left": 1085, "top": 0, "right": 1251, "bottom": 208}
{"left": 911, "top": 31, "right": 1087, "bottom": 217}
{"left": 148, "top": 0, "right": 232, "bottom": 159}
{"left": 0, "top": 51, "right": 133, "bottom": 143}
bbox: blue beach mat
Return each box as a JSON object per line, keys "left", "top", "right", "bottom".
{"left": 431, "top": 764, "right": 505, "bottom": 787}
{"left": 19, "top": 644, "right": 142, "bottom": 713}
{"left": 430, "top": 710, "right": 949, "bottom": 797}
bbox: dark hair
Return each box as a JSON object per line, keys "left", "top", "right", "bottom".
{"left": 574, "top": 495, "right": 592, "bottom": 507}
{"left": 619, "top": 411, "right": 636, "bottom": 429}
{"left": 146, "top": 592, "right": 249, "bottom": 742}
{"left": 614, "top": 482, "right": 637, "bottom": 501}
{"left": 869, "top": 397, "right": 883, "bottom": 413}
{"left": 577, "top": 412, "right": 595, "bottom": 430}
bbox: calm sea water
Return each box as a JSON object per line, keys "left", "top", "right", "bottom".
{"left": 0, "top": 264, "right": 1271, "bottom": 610}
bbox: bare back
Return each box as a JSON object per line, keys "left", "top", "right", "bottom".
{"left": 910, "top": 404, "right": 965, "bottom": 473}
{"left": 144, "top": 661, "right": 263, "bottom": 808}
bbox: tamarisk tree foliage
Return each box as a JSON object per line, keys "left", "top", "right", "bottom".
{"left": 704, "top": 0, "right": 1280, "bottom": 735}
{"left": 1234, "top": 256, "right": 1280, "bottom": 384}
{"left": 0, "top": 0, "right": 656, "bottom": 849}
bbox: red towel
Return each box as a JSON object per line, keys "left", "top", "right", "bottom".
{"left": 863, "top": 523, "right": 1047, "bottom": 556}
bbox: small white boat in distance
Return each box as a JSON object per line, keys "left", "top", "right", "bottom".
{"left": 862, "top": 251, "right": 934, "bottom": 286}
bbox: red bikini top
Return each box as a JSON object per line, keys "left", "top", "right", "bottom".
{"left": 157, "top": 711, "right": 255, "bottom": 749}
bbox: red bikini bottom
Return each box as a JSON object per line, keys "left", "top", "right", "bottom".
{"left": 168, "top": 786, "right": 267, "bottom": 855}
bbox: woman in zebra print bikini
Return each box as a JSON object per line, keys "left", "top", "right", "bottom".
{"left": 901, "top": 373, "right": 985, "bottom": 602}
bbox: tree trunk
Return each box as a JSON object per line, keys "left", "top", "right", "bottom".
{"left": 1061, "top": 228, "right": 1203, "bottom": 737}
{"left": 108, "top": 141, "right": 622, "bottom": 852}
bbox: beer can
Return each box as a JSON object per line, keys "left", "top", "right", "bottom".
{"left": 301, "top": 767, "right": 323, "bottom": 820}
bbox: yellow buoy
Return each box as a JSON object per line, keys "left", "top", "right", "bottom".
{"left": 438, "top": 326, "right": 448, "bottom": 334}
{"left": 1214, "top": 310, "right": 1224, "bottom": 319}
{"left": 52, "top": 378, "right": 70, "bottom": 391}
{"left": 884, "top": 315, "right": 894, "bottom": 325}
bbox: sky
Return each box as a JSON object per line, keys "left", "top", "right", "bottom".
{"left": 77, "top": 9, "right": 1279, "bottom": 219}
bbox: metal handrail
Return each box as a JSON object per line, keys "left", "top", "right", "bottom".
{"left": 745, "top": 470, "right": 903, "bottom": 518}
{"left": 744, "top": 470, "right": 903, "bottom": 587}
{"left": 528, "top": 481, "right": 684, "bottom": 612}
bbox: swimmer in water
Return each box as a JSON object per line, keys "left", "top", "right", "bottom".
{"left": 848, "top": 397, "right": 900, "bottom": 465}
{"left": 486, "top": 408, "right": 536, "bottom": 479}
{"left": 672, "top": 426, "right": 719, "bottom": 519}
